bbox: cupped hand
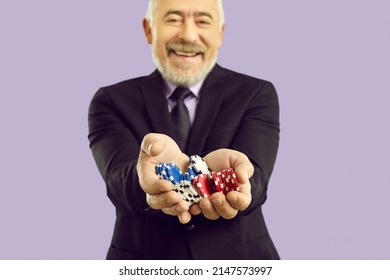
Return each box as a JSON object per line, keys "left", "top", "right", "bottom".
{"left": 137, "top": 133, "right": 192, "bottom": 224}
{"left": 189, "top": 149, "right": 254, "bottom": 220}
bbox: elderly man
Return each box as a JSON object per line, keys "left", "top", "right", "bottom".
{"left": 88, "top": 0, "right": 280, "bottom": 260}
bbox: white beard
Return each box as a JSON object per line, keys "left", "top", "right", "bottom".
{"left": 152, "top": 50, "right": 217, "bottom": 87}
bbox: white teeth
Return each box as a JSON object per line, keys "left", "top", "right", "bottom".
{"left": 174, "top": 51, "right": 197, "bottom": 57}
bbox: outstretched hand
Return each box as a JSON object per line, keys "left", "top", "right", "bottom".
{"left": 189, "top": 149, "right": 254, "bottom": 220}
{"left": 137, "top": 133, "right": 192, "bottom": 224}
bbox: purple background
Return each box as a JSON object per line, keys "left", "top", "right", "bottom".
{"left": 1, "top": 1, "right": 389, "bottom": 259}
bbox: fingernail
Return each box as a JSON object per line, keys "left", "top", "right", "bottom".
{"left": 147, "top": 143, "right": 153, "bottom": 154}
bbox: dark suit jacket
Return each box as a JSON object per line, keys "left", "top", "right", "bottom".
{"left": 88, "top": 64, "right": 280, "bottom": 259}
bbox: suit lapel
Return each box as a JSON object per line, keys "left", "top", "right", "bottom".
{"left": 186, "top": 65, "right": 229, "bottom": 155}
{"left": 139, "top": 70, "right": 176, "bottom": 137}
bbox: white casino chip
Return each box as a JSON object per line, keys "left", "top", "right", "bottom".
{"left": 189, "top": 155, "right": 211, "bottom": 176}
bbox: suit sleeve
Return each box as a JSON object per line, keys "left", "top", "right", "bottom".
{"left": 88, "top": 87, "right": 149, "bottom": 215}
{"left": 230, "top": 81, "right": 280, "bottom": 213}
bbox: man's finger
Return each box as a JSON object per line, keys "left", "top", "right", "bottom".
{"left": 210, "top": 193, "right": 238, "bottom": 219}
{"left": 226, "top": 191, "right": 251, "bottom": 211}
{"left": 146, "top": 191, "right": 189, "bottom": 210}
{"left": 231, "top": 155, "right": 254, "bottom": 184}
{"left": 199, "top": 198, "right": 220, "bottom": 220}
{"left": 141, "top": 176, "right": 172, "bottom": 195}
{"left": 189, "top": 203, "right": 202, "bottom": 215}
{"left": 162, "top": 202, "right": 190, "bottom": 216}
{"left": 178, "top": 211, "right": 192, "bottom": 224}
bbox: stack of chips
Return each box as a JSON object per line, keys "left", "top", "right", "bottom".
{"left": 211, "top": 168, "right": 240, "bottom": 194}
{"left": 155, "top": 155, "right": 239, "bottom": 204}
{"left": 156, "top": 163, "right": 202, "bottom": 204}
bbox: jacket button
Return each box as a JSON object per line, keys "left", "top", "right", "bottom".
{"left": 185, "top": 224, "right": 195, "bottom": 231}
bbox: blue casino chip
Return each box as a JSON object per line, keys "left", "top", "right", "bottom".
{"left": 181, "top": 172, "right": 191, "bottom": 182}
{"left": 155, "top": 156, "right": 211, "bottom": 204}
{"left": 156, "top": 163, "right": 169, "bottom": 181}
{"left": 187, "top": 166, "right": 198, "bottom": 179}
{"left": 165, "top": 163, "right": 182, "bottom": 184}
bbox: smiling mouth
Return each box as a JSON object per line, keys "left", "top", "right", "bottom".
{"left": 171, "top": 50, "right": 201, "bottom": 57}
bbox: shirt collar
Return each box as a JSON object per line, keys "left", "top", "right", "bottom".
{"left": 164, "top": 79, "right": 204, "bottom": 100}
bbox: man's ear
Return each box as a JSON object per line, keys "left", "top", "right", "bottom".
{"left": 143, "top": 18, "right": 153, "bottom": 44}
{"left": 217, "top": 24, "right": 225, "bottom": 48}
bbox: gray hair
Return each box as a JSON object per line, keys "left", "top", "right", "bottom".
{"left": 145, "top": 0, "right": 225, "bottom": 30}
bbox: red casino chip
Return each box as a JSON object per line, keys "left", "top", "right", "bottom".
{"left": 223, "top": 168, "right": 239, "bottom": 192}
{"left": 212, "top": 171, "right": 226, "bottom": 194}
{"left": 192, "top": 174, "right": 214, "bottom": 198}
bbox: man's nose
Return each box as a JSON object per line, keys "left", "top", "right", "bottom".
{"left": 179, "top": 21, "right": 199, "bottom": 42}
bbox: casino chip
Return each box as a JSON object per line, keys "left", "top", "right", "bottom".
{"left": 187, "top": 165, "right": 198, "bottom": 180}
{"left": 192, "top": 174, "right": 214, "bottom": 198}
{"left": 164, "top": 163, "right": 182, "bottom": 185}
{"left": 189, "top": 155, "right": 211, "bottom": 176}
{"left": 155, "top": 162, "right": 202, "bottom": 205}
{"left": 155, "top": 156, "right": 240, "bottom": 204}
{"left": 212, "top": 171, "right": 226, "bottom": 194}
{"left": 222, "top": 168, "right": 239, "bottom": 192}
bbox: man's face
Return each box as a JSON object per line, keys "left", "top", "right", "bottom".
{"left": 143, "top": 0, "right": 225, "bottom": 86}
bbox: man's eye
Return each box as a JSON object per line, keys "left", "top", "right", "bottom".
{"left": 197, "top": 20, "right": 211, "bottom": 26}
{"left": 166, "top": 18, "right": 182, "bottom": 24}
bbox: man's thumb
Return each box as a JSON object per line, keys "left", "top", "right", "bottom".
{"left": 141, "top": 133, "right": 164, "bottom": 157}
